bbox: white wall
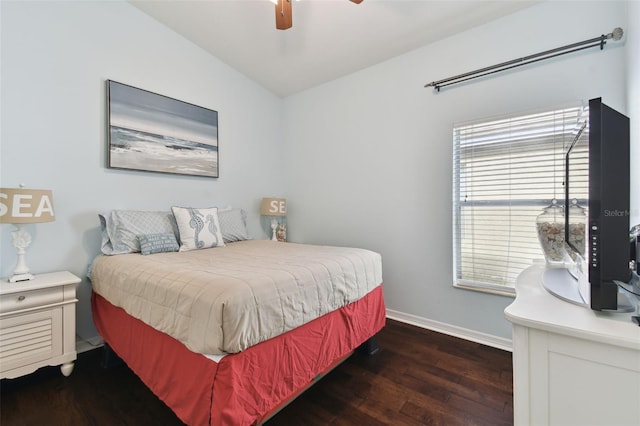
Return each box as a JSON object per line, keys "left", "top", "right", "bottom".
{"left": 283, "top": 1, "right": 633, "bottom": 341}
{"left": 0, "top": 1, "right": 285, "bottom": 340}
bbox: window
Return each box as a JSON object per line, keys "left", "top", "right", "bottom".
{"left": 453, "top": 103, "right": 587, "bottom": 295}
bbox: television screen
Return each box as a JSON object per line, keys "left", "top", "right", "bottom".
{"left": 564, "top": 98, "right": 632, "bottom": 311}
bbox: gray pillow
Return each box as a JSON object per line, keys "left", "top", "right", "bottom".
{"left": 218, "top": 208, "right": 250, "bottom": 243}
{"left": 99, "top": 210, "right": 179, "bottom": 255}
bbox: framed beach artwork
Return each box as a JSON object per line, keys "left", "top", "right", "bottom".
{"left": 107, "top": 80, "right": 219, "bottom": 178}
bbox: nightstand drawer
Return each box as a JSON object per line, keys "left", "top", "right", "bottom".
{"left": 0, "top": 287, "right": 64, "bottom": 314}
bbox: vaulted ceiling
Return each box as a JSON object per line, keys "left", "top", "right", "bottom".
{"left": 130, "top": 0, "right": 539, "bottom": 97}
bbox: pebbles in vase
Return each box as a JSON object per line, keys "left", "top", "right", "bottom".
{"left": 537, "top": 221, "right": 566, "bottom": 262}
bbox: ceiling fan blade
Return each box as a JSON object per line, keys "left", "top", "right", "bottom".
{"left": 275, "top": 0, "right": 292, "bottom": 30}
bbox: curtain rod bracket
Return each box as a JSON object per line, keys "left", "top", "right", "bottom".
{"left": 425, "top": 27, "right": 623, "bottom": 92}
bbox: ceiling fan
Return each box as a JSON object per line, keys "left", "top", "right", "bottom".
{"left": 273, "top": 0, "right": 363, "bottom": 30}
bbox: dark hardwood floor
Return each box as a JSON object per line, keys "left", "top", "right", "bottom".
{"left": 0, "top": 319, "right": 513, "bottom": 425}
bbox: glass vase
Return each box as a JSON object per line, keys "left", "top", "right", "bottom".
{"left": 536, "top": 199, "right": 565, "bottom": 264}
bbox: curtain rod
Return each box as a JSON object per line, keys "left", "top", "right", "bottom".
{"left": 424, "top": 27, "right": 624, "bottom": 92}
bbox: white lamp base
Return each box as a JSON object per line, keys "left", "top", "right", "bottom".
{"left": 9, "top": 272, "right": 35, "bottom": 283}
{"left": 9, "top": 225, "right": 35, "bottom": 282}
{"left": 270, "top": 218, "right": 278, "bottom": 241}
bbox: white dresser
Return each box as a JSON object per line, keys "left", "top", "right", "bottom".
{"left": 0, "top": 271, "right": 80, "bottom": 379}
{"left": 505, "top": 266, "right": 640, "bottom": 426}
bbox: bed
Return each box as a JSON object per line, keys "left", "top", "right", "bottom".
{"left": 89, "top": 208, "right": 386, "bottom": 425}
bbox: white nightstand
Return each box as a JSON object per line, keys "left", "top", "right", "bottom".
{"left": 0, "top": 271, "right": 80, "bottom": 379}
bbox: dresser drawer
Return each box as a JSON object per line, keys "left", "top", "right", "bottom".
{"left": 0, "top": 287, "right": 64, "bottom": 314}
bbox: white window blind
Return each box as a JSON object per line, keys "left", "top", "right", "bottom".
{"left": 453, "top": 104, "right": 588, "bottom": 294}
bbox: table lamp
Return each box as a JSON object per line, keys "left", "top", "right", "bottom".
{"left": 260, "top": 197, "right": 287, "bottom": 241}
{"left": 0, "top": 187, "right": 55, "bottom": 282}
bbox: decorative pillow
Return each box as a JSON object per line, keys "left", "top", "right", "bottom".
{"left": 138, "top": 233, "right": 179, "bottom": 255}
{"left": 218, "top": 208, "right": 250, "bottom": 243}
{"left": 171, "top": 206, "right": 225, "bottom": 251}
{"left": 99, "top": 210, "right": 179, "bottom": 255}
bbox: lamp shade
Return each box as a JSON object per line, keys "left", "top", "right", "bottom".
{"left": 0, "top": 188, "right": 55, "bottom": 224}
{"left": 260, "top": 197, "right": 287, "bottom": 216}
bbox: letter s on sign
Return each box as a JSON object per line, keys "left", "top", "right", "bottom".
{"left": 0, "top": 192, "right": 7, "bottom": 217}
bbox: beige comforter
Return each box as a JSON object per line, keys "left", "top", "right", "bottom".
{"left": 90, "top": 240, "right": 382, "bottom": 355}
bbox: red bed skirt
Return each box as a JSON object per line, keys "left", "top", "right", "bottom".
{"left": 92, "top": 285, "right": 386, "bottom": 426}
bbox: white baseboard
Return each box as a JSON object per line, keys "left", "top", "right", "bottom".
{"left": 76, "top": 335, "right": 104, "bottom": 354}
{"left": 386, "top": 309, "right": 513, "bottom": 352}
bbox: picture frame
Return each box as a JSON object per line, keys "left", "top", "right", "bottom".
{"left": 107, "top": 80, "right": 219, "bottom": 178}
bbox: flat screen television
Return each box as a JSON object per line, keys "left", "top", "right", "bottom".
{"left": 563, "top": 97, "right": 632, "bottom": 311}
